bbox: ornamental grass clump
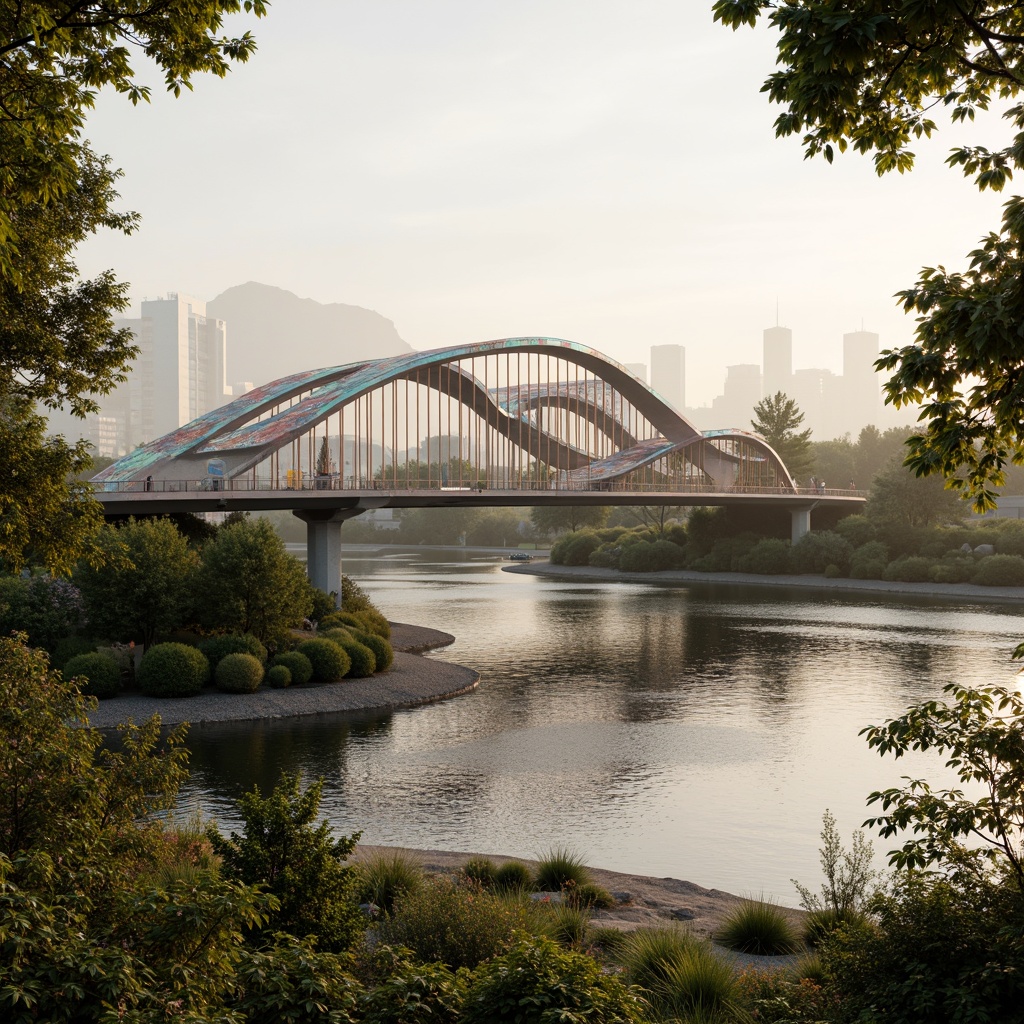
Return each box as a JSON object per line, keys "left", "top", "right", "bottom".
{"left": 543, "top": 902, "right": 590, "bottom": 949}
{"left": 296, "top": 638, "right": 350, "bottom": 682}
{"left": 621, "top": 926, "right": 696, "bottom": 991}
{"left": 493, "top": 860, "right": 532, "bottom": 894}
{"left": 563, "top": 880, "right": 616, "bottom": 910}
{"left": 214, "top": 652, "right": 264, "bottom": 694}
{"left": 534, "top": 845, "right": 592, "bottom": 892}
{"left": 377, "top": 876, "right": 538, "bottom": 970}
{"left": 272, "top": 650, "right": 313, "bottom": 686}
{"left": 137, "top": 642, "right": 209, "bottom": 697}
{"left": 653, "top": 943, "right": 738, "bottom": 1022}
{"left": 462, "top": 857, "right": 497, "bottom": 887}
{"left": 63, "top": 651, "right": 121, "bottom": 699}
{"left": 356, "top": 850, "right": 424, "bottom": 916}
{"left": 716, "top": 898, "right": 801, "bottom": 956}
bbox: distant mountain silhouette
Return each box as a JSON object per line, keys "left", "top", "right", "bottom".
{"left": 208, "top": 282, "right": 413, "bottom": 388}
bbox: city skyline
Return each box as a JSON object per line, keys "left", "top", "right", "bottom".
{"left": 72, "top": 0, "right": 1003, "bottom": 413}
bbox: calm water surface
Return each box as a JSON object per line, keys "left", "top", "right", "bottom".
{"left": 180, "top": 552, "right": 1024, "bottom": 901}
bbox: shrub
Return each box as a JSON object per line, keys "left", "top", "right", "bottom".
{"left": 357, "top": 850, "right": 424, "bottom": 915}
{"left": 543, "top": 903, "right": 590, "bottom": 949}
{"left": 550, "top": 530, "right": 602, "bottom": 566}
{"left": 351, "top": 629, "right": 394, "bottom": 671}
{"left": 589, "top": 925, "right": 630, "bottom": 960}
{"left": 882, "top": 555, "right": 935, "bottom": 583}
{"left": 563, "top": 881, "right": 616, "bottom": 910}
{"left": 321, "top": 626, "right": 353, "bottom": 644}
{"left": 461, "top": 935, "right": 648, "bottom": 1024}
{"left": 137, "top": 642, "right": 210, "bottom": 697}
{"left": 738, "top": 538, "right": 791, "bottom": 574}
{"left": 824, "top": 563, "right": 843, "bottom": 578}
{"left": 307, "top": 587, "right": 338, "bottom": 623}
{"left": 359, "top": 946, "right": 466, "bottom": 1024}
{"left": 789, "top": 531, "right": 853, "bottom": 575}
{"left": 296, "top": 638, "right": 350, "bottom": 682}
{"left": 803, "top": 907, "right": 868, "bottom": 948}
{"left": 64, "top": 651, "right": 121, "bottom": 699}
{"left": 54, "top": 635, "right": 96, "bottom": 671}
{"left": 849, "top": 557, "right": 887, "bottom": 580}
{"left": 493, "top": 860, "right": 533, "bottom": 894}
{"left": 654, "top": 944, "right": 737, "bottom": 1021}
{"left": 716, "top": 899, "right": 800, "bottom": 955}
{"left": 971, "top": 553, "right": 1024, "bottom": 586}
{"left": 835, "top": 514, "right": 877, "bottom": 548}
{"left": 378, "top": 877, "right": 537, "bottom": 970}
{"left": 319, "top": 611, "right": 366, "bottom": 631}
{"left": 215, "top": 652, "right": 264, "bottom": 694}
{"left": 265, "top": 664, "right": 291, "bottom": 688}
{"left": 333, "top": 635, "right": 376, "bottom": 678}
{"left": 619, "top": 539, "right": 684, "bottom": 572}
{"left": 534, "top": 846, "right": 592, "bottom": 892}
{"left": 272, "top": 650, "right": 314, "bottom": 686}
{"left": 930, "top": 556, "right": 976, "bottom": 584}
{"left": 200, "top": 633, "right": 267, "bottom": 670}
{"left": 354, "top": 608, "right": 391, "bottom": 639}
{"left": 462, "top": 857, "right": 497, "bottom": 887}
{"left": 621, "top": 926, "right": 696, "bottom": 990}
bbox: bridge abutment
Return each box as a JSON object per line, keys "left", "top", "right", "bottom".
{"left": 293, "top": 509, "right": 364, "bottom": 608}
{"left": 791, "top": 505, "right": 814, "bottom": 544}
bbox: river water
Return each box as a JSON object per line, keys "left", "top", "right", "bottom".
{"left": 179, "top": 551, "right": 1024, "bottom": 902}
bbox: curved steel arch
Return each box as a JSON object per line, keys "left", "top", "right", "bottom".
{"left": 94, "top": 338, "right": 797, "bottom": 491}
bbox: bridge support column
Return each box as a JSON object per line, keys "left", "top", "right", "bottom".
{"left": 791, "top": 505, "right": 814, "bottom": 545}
{"left": 293, "top": 509, "right": 364, "bottom": 608}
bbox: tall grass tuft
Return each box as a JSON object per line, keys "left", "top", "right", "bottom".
{"left": 493, "top": 860, "right": 532, "bottom": 894}
{"left": 356, "top": 850, "right": 424, "bottom": 915}
{"left": 534, "top": 845, "right": 592, "bottom": 892}
{"left": 716, "top": 898, "right": 801, "bottom": 956}
{"left": 542, "top": 903, "right": 590, "bottom": 949}
{"left": 621, "top": 925, "right": 696, "bottom": 990}
{"left": 803, "top": 906, "right": 868, "bottom": 948}
{"left": 654, "top": 943, "right": 738, "bottom": 1022}
{"left": 462, "top": 856, "right": 496, "bottom": 887}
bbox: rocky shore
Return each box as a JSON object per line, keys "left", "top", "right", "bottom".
{"left": 504, "top": 559, "right": 1024, "bottom": 603}
{"left": 86, "top": 623, "right": 478, "bottom": 729}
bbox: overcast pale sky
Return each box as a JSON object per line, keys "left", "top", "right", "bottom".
{"left": 76, "top": 0, "right": 1005, "bottom": 406}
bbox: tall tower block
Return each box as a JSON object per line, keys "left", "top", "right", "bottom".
{"left": 763, "top": 326, "right": 793, "bottom": 397}
{"left": 650, "top": 344, "right": 685, "bottom": 412}
{"left": 843, "top": 329, "right": 880, "bottom": 423}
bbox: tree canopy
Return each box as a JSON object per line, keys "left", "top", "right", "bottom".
{"left": 751, "top": 391, "right": 813, "bottom": 480}
{"left": 715, "top": 0, "right": 1024, "bottom": 510}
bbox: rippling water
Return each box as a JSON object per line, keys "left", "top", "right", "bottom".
{"left": 179, "top": 551, "right": 1024, "bottom": 901}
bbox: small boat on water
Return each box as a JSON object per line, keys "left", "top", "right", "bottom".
{"left": 507, "top": 552, "right": 533, "bottom": 562}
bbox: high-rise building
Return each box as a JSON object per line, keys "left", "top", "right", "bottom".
{"left": 650, "top": 344, "right": 685, "bottom": 411}
{"left": 842, "top": 330, "right": 880, "bottom": 425}
{"left": 762, "top": 326, "right": 793, "bottom": 398}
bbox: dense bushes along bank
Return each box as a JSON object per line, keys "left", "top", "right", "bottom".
{"left": 551, "top": 511, "right": 1024, "bottom": 588}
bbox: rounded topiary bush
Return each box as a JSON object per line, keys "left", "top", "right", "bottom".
{"left": 64, "top": 651, "right": 121, "bottom": 699}
{"left": 319, "top": 611, "right": 365, "bottom": 632}
{"left": 972, "top": 553, "right": 1024, "bottom": 587}
{"left": 883, "top": 556, "right": 935, "bottom": 583}
{"left": 55, "top": 636, "right": 96, "bottom": 671}
{"left": 138, "top": 642, "right": 210, "bottom": 697}
{"left": 352, "top": 629, "right": 394, "bottom": 671}
{"left": 354, "top": 608, "right": 391, "bottom": 638}
{"left": 619, "top": 539, "right": 684, "bottom": 573}
{"left": 738, "top": 538, "right": 791, "bottom": 575}
{"left": 265, "top": 663, "right": 292, "bottom": 688}
{"left": 272, "top": 650, "right": 313, "bottom": 685}
{"left": 320, "top": 627, "right": 352, "bottom": 645}
{"left": 296, "top": 638, "right": 350, "bottom": 682}
{"left": 333, "top": 635, "right": 376, "bottom": 678}
{"left": 199, "top": 633, "right": 267, "bottom": 670}
{"left": 215, "top": 652, "right": 264, "bottom": 693}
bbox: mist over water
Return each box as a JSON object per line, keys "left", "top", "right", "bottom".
{"left": 179, "top": 552, "right": 1023, "bottom": 901}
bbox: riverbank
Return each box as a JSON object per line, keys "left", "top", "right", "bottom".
{"left": 87, "top": 623, "right": 479, "bottom": 729}
{"left": 504, "top": 560, "right": 1024, "bottom": 603}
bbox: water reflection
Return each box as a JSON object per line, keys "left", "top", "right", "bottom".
{"left": 178, "top": 553, "right": 1024, "bottom": 901}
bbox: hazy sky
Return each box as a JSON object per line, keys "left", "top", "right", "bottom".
{"left": 77, "top": 0, "right": 1005, "bottom": 406}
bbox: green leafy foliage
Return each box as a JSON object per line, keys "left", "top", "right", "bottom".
{"left": 0, "top": 573, "right": 84, "bottom": 651}
{"left": 751, "top": 391, "right": 813, "bottom": 481}
{"left": 211, "top": 773, "right": 364, "bottom": 953}
{"left": 75, "top": 517, "right": 199, "bottom": 647}
{"left": 377, "top": 877, "right": 537, "bottom": 970}
{"left": 550, "top": 529, "right": 603, "bottom": 566}
{"left": 971, "top": 553, "right": 1024, "bottom": 586}
{"left": 63, "top": 650, "right": 121, "bottom": 698}
{"left": 214, "top": 651, "right": 264, "bottom": 694}
{"left": 265, "top": 664, "right": 291, "bottom": 688}
{"left": 297, "top": 638, "right": 350, "bottom": 682}
{"left": 196, "top": 517, "right": 313, "bottom": 643}
{"left": 532, "top": 505, "right": 611, "bottom": 538}
{"left": 359, "top": 946, "right": 467, "bottom": 1024}
{"left": 789, "top": 531, "right": 853, "bottom": 575}
{"left": 461, "top": 934, "right": 648, "bottom": 1024}
{"left": 332, "top": 634, "right": 377, "bottom": 678}
{"left": 272, "top": 650, "right": 314, "bottom": 686}
{"left": 200, "top": 632, "right": 268, "bottom": 670}
{"left": 351, "top": 629, "right": 394, "bottom": 672}
{"left": 792, "top": 810, "right": 876, "bottom": 918}
{"left": 137, "top": 641, "right": 209, "bottom": 697}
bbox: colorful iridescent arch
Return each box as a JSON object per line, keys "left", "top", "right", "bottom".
{"left": 94, "top": 337, "right": 798, "bottom": 493}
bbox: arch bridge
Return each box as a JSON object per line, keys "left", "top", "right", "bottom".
{"left": 93, "top": 338, "right": 864, "bottom": 599}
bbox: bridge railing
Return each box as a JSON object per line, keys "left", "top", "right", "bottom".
{"left": 94, "top": 476, "right": 868, "bottom": 499}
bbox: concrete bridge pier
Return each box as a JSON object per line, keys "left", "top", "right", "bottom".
{"left": 293, "top": 509, "right": 364, "bottom": 608}
{"left": 791, "top": 504, "right": 815, "bottom": 544}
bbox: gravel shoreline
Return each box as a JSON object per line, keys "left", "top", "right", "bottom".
{"left": 86, "top": 623, "right": 478, "bottom": 729}
{"left": 504, "top": 559, "right": 1024, "bottom": 603}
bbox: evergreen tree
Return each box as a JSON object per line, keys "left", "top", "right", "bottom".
{"left": 750, "top": 392, "right": 813, "bottom": 481}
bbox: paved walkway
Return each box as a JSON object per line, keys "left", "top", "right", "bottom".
{"left": 87, "top": 623, "right": 478, "bottom": 729}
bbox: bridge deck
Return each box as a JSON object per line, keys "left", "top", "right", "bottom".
{"left": 93, "top": 483, "right": 866, "bottom": 517}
